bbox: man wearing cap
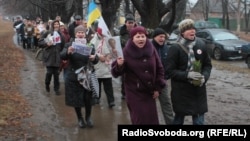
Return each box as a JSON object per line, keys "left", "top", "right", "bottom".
{"left": 151, "top": 28, "right": 174, "bottom": 125}
{"left": 68, "top": 15, "right": 82, "bottom": 40}
{"left": 119, "top": 14, "right": 137, "bottom": 99}
{"left": 166, "top": 19, "right": 212, "bottom": 125}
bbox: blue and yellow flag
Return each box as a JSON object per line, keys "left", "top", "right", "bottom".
{"left": 87, "top": 1, "right": 101, "bottom": 27}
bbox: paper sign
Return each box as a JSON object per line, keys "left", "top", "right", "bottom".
{"left": 72, "top": 42, "right": 92, "bottom": 56}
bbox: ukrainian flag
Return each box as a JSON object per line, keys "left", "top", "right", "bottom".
{"left": 87, "top": 1, "right": 101, "bottom": 27}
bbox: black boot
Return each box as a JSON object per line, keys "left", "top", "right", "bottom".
{"left": 86, "top": 117, "right": 93, "bottom": 128}
{"left": 46, "top": 85, "right": 50, "bottom": 92}
{"left": 78, "top": 117, "right": 86, "bottom": 128}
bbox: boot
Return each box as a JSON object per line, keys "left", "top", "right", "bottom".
{"left": 78, "top": 117, "right": 86, "bottom": 128}
{"left": 46, "top": 85, "right": 50, "bottom": 92}
{"left": 86, "top": 117, "right": 93, "bottom": 128}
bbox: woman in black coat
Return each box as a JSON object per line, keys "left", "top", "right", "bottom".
{"left": 166, "top": 19, "right": 212, "bottom": 125}
{"left": 38, "top": 20, "right": 65, "bottom": 95}
{"left": 60, "top": 25, "right": 99, "bottom": 128}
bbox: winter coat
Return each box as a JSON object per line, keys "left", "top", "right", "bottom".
{"left": 68, "top": 22, "right": 79, "bottom": 39}
{"left": 166, "top": 37, "right": 212, "bottom": 116}
{"left": 119, "top": 25, "right": 130, "bottom": 48}
{"left": 90, "top": 34, "right": 112, "bottom": 78}
{"left": 152, "top": 39, "right": 170, "bottom": 80}
{"left": 60, "top": 41, "right": 99, "bottom": 107}
{"left": 111, "top": 39, "right": 166, "bottom": 124}
{"left": 38, "top": 31, "right": 65, "bottom": 67}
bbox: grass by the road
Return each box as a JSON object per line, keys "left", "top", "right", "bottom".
{"left": 0, "top": 18, "right": 31, "bottom": 138}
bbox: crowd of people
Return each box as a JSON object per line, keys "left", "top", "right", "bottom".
{"left": 12, "top": 14, "right": 212, "bottom": 127}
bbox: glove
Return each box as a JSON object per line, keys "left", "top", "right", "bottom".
{"left": 199, "top": 75, "right": 205, "bottom": 87}
{"left": 191, "top": 75, "right": 205, "bottom": 87}
{"left": 187, "top": 72, "right": 202, "bottom": 80}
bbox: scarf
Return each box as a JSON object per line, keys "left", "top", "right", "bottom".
{"left": 177, "top": 36, "right": 196, "bottom": 71}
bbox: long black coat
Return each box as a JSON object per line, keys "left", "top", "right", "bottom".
{"left": 60, "top": 42, "right": 99, "bottom": 107}
{"left": 166, "top": 37, "right": 212, "bottom": 116}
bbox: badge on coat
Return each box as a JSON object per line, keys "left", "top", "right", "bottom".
{"left": 197, "top": 49, "right": 202, "bottom": 54}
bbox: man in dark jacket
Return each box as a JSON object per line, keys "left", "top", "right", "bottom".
{"left": 152, "top": 28, "right": 174, "bottom": 124}
{"left": 68, "top": 15, "right": 82, "bottom": 40}
{"left": 119, "top": 14, "right": 137, "bottom": 99}
{"left": 13, "top": 17, "right": 24, "bottom": 45}
{"left": 166, "top": 19, "right": 212, "bottom": 125}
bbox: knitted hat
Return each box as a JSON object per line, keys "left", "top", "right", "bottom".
{"left": 125, "top": 14, "right": 135, "bottom": 22}
{"left": 178, "top": 19, "right": 195, "bottom": 33}
{"left": 75, "top": 25, "right": 86, "bottom": 33}
{"left": 130, "top": 26, "right": 147, "bottom": 38}
{"left": 152, "top": 28, "right": 166, "bottom": 38}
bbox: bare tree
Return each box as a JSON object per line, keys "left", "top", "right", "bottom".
{"left": 243, "top": 0, "right": 250, "bottom": 33}
{"left": 130, "top": 0, "right": 185, "bottom": 33}
{"left": 1, "top": 0, "right": 187, "bottom": 35}
{"left": 222, "top": 0, "right": 230, "bottom": 29}
{"left": 202, "top": 0, "right": 210, "bottom": 21}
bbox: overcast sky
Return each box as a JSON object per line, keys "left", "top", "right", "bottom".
{"left": 189, "top": 0, "right": 198, "bottom": 5}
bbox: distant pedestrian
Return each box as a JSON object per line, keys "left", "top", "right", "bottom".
{"left": 111, "top": 26, "right": 166, "bottom": 124}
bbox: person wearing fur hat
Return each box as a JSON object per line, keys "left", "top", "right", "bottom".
{"left": 60, "top": 25, "right": 99, "bottom": 128}
{"left": 111, "top": 26, "right": 166, "bottom": 124}
{"left": 151, "top": 28, "right": 174, "bottom": 124}
{"left": 166, "top": 19, "right": 212, "bottom": 125}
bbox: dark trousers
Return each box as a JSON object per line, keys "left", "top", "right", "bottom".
{"left": 172, "top": 113, "right": 205, "bottom": 125}
{"left": 45, "top": 67, "right": 60, "bottom": 91}
{"left": 98, "top": 78, "right": 114, "bottom": 104}
{"left": 21, "top": 36, "right": 27, "bottom": 49}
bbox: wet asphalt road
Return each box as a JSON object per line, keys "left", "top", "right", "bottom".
{"left": 15, "top": 35, "right": 166, "bottom": 141}
{"left": 16, "top": 35, "right": 250, "bottom": 141}
{"left": 21, "top": 49, "right": 131, "bottom": 141}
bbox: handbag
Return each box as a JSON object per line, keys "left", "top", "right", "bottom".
{"left": 35, "top": 48, "right": 44, "bottom": 61}
{"left": 75, "top": 62, "right": 99, "bottom": 99}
